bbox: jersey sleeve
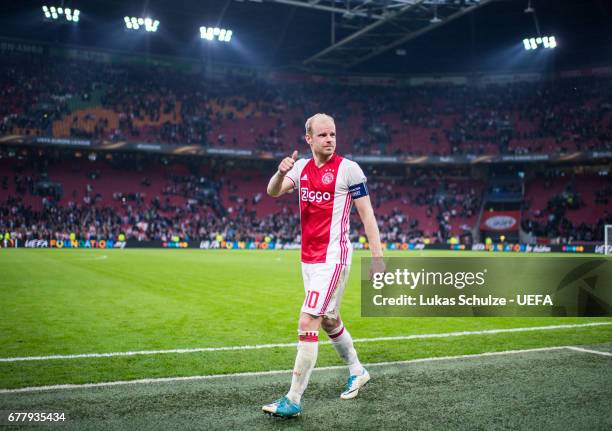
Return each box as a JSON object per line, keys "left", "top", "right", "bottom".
{"left": 345, "top": 160, "right": 369, "bottom": 199}
{"left": 285, "top": 159, "right": 304, "bottom": 190}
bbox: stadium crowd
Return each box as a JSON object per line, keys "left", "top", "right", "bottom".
{"left": 2, "top": 148, "right": 609, "bottom": 245}
{"left": 2, "top": 53, "right": 612, "bottom": 156}
{"left": 1, "top": 184, "right": 300, "bottom": 245}
{"left": 0, "top": 148, "right": 612, "bottom": 243}
{"left": 522, "top": 174, "right": 612, "bottom": 243}
{"left": 0, "top": 150, "right": 488, "bottom": 244}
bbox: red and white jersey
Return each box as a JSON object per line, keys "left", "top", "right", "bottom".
{"left": 286, "top": 153, "right": 368, "bottom": 264}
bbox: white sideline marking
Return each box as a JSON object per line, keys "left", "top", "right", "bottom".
{"left": 1, "top": 322, "right": 610, "bottom": 363}
{"left": 71, "top": 255, "right": 108, "bottom": 261}
{"left": 0, "top": 346, "right": 570, "bottom": 394}
{"left": 565, "top": 346, "right": 612, "bottom": 357}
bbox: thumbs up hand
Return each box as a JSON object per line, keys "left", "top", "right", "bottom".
{"left": 278, "top": 151, "right": 298, "bottom": 176}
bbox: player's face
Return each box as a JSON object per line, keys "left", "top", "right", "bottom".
{"left": 306, "top": 118, "right": 336, "bottom": 158}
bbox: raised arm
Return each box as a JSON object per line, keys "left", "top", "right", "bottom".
{"left": 267, "top": 151, "right": 298, "bottom": 198}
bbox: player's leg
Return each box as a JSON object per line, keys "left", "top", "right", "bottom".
{"left": 322, "top": 315, "right": 369, "bottom": 399}
{"left": 263, "top": 262, "right": 331, "bottom": 418}
{"left": 320, "top": 265, "right": 364, "bottom": 376}
{"left": 286, "top": 312, "right": 321, "bottom": 404}
{"left": 320, "top": 264, "right": 370, "bottom": 399}
{"left": 285, "top": 262, "right": 332, "bottom": 405}
{"left": 322, "top": 315, "right": 365, "bottom": 376}
{"left": 262, "top": 312, "right": 320, "bottom": 417}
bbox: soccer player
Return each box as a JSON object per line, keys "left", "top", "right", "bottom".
{"left": 262, "top": 113, "right": 384, "bottom": 418}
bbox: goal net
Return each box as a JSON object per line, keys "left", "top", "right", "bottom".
{"left": 605, "top": 225, "right": 612, "bottom": 256}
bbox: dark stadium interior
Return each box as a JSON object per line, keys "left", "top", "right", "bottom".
{"left": 1, "top": 0, "right": 611, "bottom": 73}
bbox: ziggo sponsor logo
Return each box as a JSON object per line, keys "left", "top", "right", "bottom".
{"left": 300, "top": 187, "right": 332, "bottom": 203}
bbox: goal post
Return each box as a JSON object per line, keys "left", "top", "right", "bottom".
{"left": 606, "top": 225, "right": 612, "bottom": 256}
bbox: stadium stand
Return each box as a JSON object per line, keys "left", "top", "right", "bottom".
{"left": 2, "top": 54, "right": 612, "bottom": 156}
{"left": 1, "top": 147, "right": 610, "bottom": 245}
{"left": 1, "top": 53, "right": 611, "bottom": 246}
{"left": 522, "top": 171, "right": 612, "bottom": 242}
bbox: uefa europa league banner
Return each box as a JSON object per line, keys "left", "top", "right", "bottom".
{"left": 361, "top": 257, "right": 612, "bottom": 317}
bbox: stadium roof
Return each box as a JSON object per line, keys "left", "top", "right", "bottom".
{"left": 2, "top": 0, "right": 611, "bottom": 74}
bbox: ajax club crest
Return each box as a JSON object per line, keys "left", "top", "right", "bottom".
{"left": 322, "top": 171, "right": 335, "bottom": 185}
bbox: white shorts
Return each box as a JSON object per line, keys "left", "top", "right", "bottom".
{"left": 301, "top": 262, "right": 350, "bottom": 319}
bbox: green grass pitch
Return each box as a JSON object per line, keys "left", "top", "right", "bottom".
{"left": 0, "top": 249, "right": 610, "bottom": 430}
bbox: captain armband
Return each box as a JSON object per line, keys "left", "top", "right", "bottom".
{"left": 349, "top": 182, "right": 368, "bottom": 199}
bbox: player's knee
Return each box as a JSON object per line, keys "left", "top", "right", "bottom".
{"left": 298, "top": 313, "right": 321, "bottom": 331}
{"left": 321, "top": 316, "right": 341, "bottom": 333}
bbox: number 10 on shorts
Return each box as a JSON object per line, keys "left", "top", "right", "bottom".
{"left": 305, "top": 290, "right": 319, "bottom": 308}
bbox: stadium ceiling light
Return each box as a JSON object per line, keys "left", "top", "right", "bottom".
{"left": 42, "top": 5, "right": 80, "bottom": 23}
{"left": 522, "top": 35, "right": 557, "bottom": 51}
{"left": 200, "top": 26, "right": 233, "bottom": 42}
{"left": 124, "top": 16, "right": 159, "bottom": 32}
{"left": 522, "top": 39, "right": 531, "bottom": 50}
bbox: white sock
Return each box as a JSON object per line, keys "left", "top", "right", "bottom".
{"left": 328, "top": 324, "right": 365, "bottom": 376}
{"left": 286, "top": 331, "right": 318, "bottom": 404}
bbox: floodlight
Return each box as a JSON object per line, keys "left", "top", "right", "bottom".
{"left": 144, "top": 18, "right": 158, "bottom": 32}
{"left": 522, "top": 35, "right": 557, "bottom": 51}
{"left": 529, "top": 38, "right": 537, "bottom": 49}
{"left": 125, "top": 16, "right": 159, "bottom": 32}
{"left": 200, "top": 26, "right": 233, "bottom": 42}
{"left": 523, "top": 39, "right": 530, "bottom": 50}
{"left": 43, "top": 5, "right": 79, "bottom": 22}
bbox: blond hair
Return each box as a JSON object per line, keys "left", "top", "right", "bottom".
{"left": 305, "top": 113, "right": 335, "bottom": 136}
